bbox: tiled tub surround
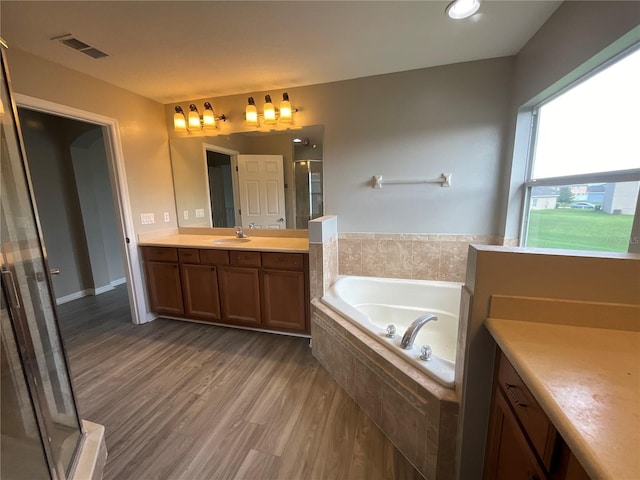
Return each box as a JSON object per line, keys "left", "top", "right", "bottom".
{"left": 312, "top": 300, "right": 458, "bottom": 480}
{"left": 338, "top": 233, "right": 505, "bottom": 282}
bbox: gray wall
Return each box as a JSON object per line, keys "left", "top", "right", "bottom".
{"left": 18, "top": 108, "right": 125, "bottom": 300}
{"left": 167, "top": 57, "right": 515, "bottom": 235}
{"left": 499, "top": 1, "right": 640, "bottom": 238}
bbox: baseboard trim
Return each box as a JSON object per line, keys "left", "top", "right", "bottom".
{"left": 92, "top": 284, "right": 115, "bottom": 296}
{"left": 56, "top": 290, "right": 91, "bottom": 305}
{"left": 110, "top": 277, "right": 127, "bottom": 287}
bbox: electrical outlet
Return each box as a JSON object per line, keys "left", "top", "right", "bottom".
{"left": 163, "top": 212, "right": 170, "bottom": 223}
{"left": 140, "top": 213, "right": 155, "bottom": 225}
{"left": 195, "top": 208, "right": 205, "bottom": 218}
{"left": 183, "top": 210, "right": 189, "bottom": 220}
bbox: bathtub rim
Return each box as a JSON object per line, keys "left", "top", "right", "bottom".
{"left": 320, "top": 275, "right": 463, "bottom": 389}
{"left": 311, "top": 298, "right": 459, "bottom": 403}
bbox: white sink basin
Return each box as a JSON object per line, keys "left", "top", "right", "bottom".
{"left": 211, "top": 237, "right": 251, "bottom": 245}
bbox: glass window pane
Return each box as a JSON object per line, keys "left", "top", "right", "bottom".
{"left": 525, "top": 182, "right": 639, "bottom": 252}
{"left": 532, "top": 48, "right": 640, "bottom": 179}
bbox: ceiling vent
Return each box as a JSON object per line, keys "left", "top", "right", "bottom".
{"left": 51, "top": 34, "right": 108, "bottom": 59}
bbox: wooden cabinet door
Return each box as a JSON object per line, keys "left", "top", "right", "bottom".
{"left": 218, "top": 266, "right": 261, "bottom": 326}
{"left": 181, "top": 264, "right": 221, "bottom": 322}
{"left": 484, "top": 389, "right": 547, "bottom": 480}
{"left": 261, "top": 269, "right": 307, "bottom": 332}
{"left": 145, "top": 261, "right": 184, "bottom": 316}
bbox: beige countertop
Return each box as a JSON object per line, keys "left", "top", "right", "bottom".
{"left": 138, "top": 233, "right": 309, "bottom": 253}
{"left": 486, "top": 318, "right": 640, "bottom": 480}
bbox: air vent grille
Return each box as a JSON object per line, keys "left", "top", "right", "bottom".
{"left": 51, "top": 34, "right": 108, "bottom": 59}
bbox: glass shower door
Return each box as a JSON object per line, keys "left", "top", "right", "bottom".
{"left": 1, "top": 45, "right": 84, "bottom": 479}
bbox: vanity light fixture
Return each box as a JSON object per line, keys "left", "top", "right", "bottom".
{"left": 188, "top": 104, "right": 201, "bottom": 129}
{"left": 279, "top": 92, "right": 293, "bottom": 124}
{"left": 446, "top": 0, "right": 480, "bottom": 19}
{"left": 244, "top": 92, "right": 297, "bottom": 127}
{"left": 173, "top": 106, "right": 187, "bottom": 132}
{"left": 174, "top": 103, "right": 226, "bottom": 132}
{"left": 263, "top": 95, "right": 277, "bottom": 125}
{"left": 245, "top": 97, "right": 259, "bottom": 127}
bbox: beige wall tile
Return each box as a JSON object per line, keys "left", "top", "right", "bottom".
{"left": 411, "top": 240, "right": 441, "bottom": 280}
{"left": 361, "top": 239, "right": 387, "bottom": 277}
{"left": 384, "top": 240, "right": 413, "bottom": 279}
{"left": 338, "top": 238, "right": 362, "bottom": 276}
{"left": 439, "top": 242, "right": 470, "bottom": 282}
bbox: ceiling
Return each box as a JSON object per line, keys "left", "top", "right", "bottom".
{"left": 0, "top": 1, "right": 561, "bottom": 104}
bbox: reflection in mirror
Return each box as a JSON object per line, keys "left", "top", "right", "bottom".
{"left": 169, "top": 125, "right": 323, "bottom": 230}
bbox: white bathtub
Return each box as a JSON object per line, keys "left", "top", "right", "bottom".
{"left": 321, "top": 275, "right": 462, "bottom": 388}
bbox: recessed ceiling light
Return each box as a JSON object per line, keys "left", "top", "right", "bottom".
{"left": 446, "top": 0, "right": 480, "bottom": 19}
{"left": 293, "top": 138, "right": 303, "bottom": 143}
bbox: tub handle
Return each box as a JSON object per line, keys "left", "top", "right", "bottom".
{"left": 420, "top": 345, "right": 433, "bottom": 361}
{"left": 385, "top": 324, "right": 397, "bottom": 338}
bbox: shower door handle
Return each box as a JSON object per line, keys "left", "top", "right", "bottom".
{"left": 50, "top": 268, "right": 60, "bottom": 275}
{"left": 1, "top": 269, "right": 21, "bottom": 310}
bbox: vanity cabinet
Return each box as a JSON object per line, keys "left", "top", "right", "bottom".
{"left": 180, "top": 248, "right": 224, "bottom": 322}
{"left": 261, "top": 253, "right": 308, "bottom": 332}
{"left": 219, "top": 251, "right": 262, "bottom": 326}
{"left": 484, "top": 351, "right": 590, "bottom": 480}
{"left": 142, "top": 247, "right": 184, "bottom": 316}
{"left": 141, "top": 246, "right": 309, "bottom": 334}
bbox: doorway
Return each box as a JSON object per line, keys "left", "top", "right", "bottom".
{"left": 13, "top": 94, "right": 146, "bottom": 326}
{"left": 206, "top": 150, "right": 235, "bottom": 228}
{"left": 18, "top": 108, "right": 128, "bottom": 307}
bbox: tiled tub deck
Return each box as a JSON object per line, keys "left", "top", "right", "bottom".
{"left": 311, "top": 300, "right": 458, "bottom": 480}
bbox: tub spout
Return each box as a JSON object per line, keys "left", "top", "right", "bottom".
{"left": 401, "top": 314, "right": 438, "bottom": 349}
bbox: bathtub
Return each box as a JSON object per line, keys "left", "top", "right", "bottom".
{"left": 321, "top": 275, "right": 462, "bottom": 388}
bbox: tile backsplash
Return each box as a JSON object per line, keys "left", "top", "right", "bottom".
{"left": 338, "top": 233, "right": 511, "bottom": 282}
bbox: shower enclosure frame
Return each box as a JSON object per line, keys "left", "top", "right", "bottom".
{"left": 1, "top": 43, "right": 86, "bottom": 480}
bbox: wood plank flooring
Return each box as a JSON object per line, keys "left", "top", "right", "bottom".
{"left": 57, "top": 285, "right": 423, "bottom": 480}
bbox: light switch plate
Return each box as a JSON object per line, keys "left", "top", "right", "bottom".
{"left": 163, "top": 212, "right": 170, "bottom": 222}
{"left": 183, "top": 210, "right": 189, "bottom": 220}
{"left": 195, "top": 208, "right": 205, "bottom": 218}
{"left": 140, "top": 213, "right": 155, "bottom": 224}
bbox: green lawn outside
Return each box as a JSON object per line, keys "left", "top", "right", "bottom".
{"left": 526, "top": 209, "right": 634, "bottom": 252}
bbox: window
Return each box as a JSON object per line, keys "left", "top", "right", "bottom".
{"left": 521, "top": 47, "right": 640, "bottom": 253}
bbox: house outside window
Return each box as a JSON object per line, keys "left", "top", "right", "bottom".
{"left": 521, "top": 46, "right": 640, "bottom": 253}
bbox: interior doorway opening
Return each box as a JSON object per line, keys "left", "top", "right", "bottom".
{"left": 206, "top": 150, "right": 235, "bottom": 228}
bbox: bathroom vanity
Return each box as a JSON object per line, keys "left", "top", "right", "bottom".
{"left": 484, "top": 316, "right": 639, "bottom": 480}
{"left": 140, "top": 233, "right": 310, "bottom": 334}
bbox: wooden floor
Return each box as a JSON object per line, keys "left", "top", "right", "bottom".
{"left": 57, "top": 285, "right": 423, "bottom": 480}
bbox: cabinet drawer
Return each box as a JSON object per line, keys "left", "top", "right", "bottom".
{"left": 497, "top": 352, "right": 558, "bottom": 469}
{"left": 231, "top": 251, "right": 261, "bottom": 267}
{"left": 200, "top": 249, "right": 230, "bottom": 265}
{"left": 178, "top": 248, "right": 200, "bottom": 264}
{"left": 143, "top": 247, "right": 178, "bottom": 263}
{"left": 262, "top": 252, "right": 304, "bottom": 270}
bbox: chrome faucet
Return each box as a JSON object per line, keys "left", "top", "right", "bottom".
{"left": 235, "top": 226, "right": 248, "bottom": 238}
{"left": 401, "top": 314, "right": 438, "bottom": 349}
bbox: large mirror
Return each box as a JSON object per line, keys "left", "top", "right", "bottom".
{"left": 169, "top": 125, "right": 323, "bottom": 230}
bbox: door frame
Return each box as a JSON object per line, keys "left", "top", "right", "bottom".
{"left": 14, "top": 93, "right": 147, "bottom": 324}
{"left": 203, "top": 142, "right": 240, "bottom": 227}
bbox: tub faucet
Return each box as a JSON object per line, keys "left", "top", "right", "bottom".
{"left": 235, "top": 226, "right": 248, "bottom": 238}
{"left": 401, "top": 314, "right": 438, "bottom": 349}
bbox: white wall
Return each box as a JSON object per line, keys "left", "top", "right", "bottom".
{"left": 167, "top": 56, "right": 515, "bottom": 235}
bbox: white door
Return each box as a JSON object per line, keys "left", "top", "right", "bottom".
{"left": 237, "top": 154, "right": 286, "bottom": 229}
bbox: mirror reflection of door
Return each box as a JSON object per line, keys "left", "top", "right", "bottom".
{"left": 237, "top": 154, "right": 286, "bottom": 229}
{"left": 206, "top": 150, "right": 235, "bottom": 228}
